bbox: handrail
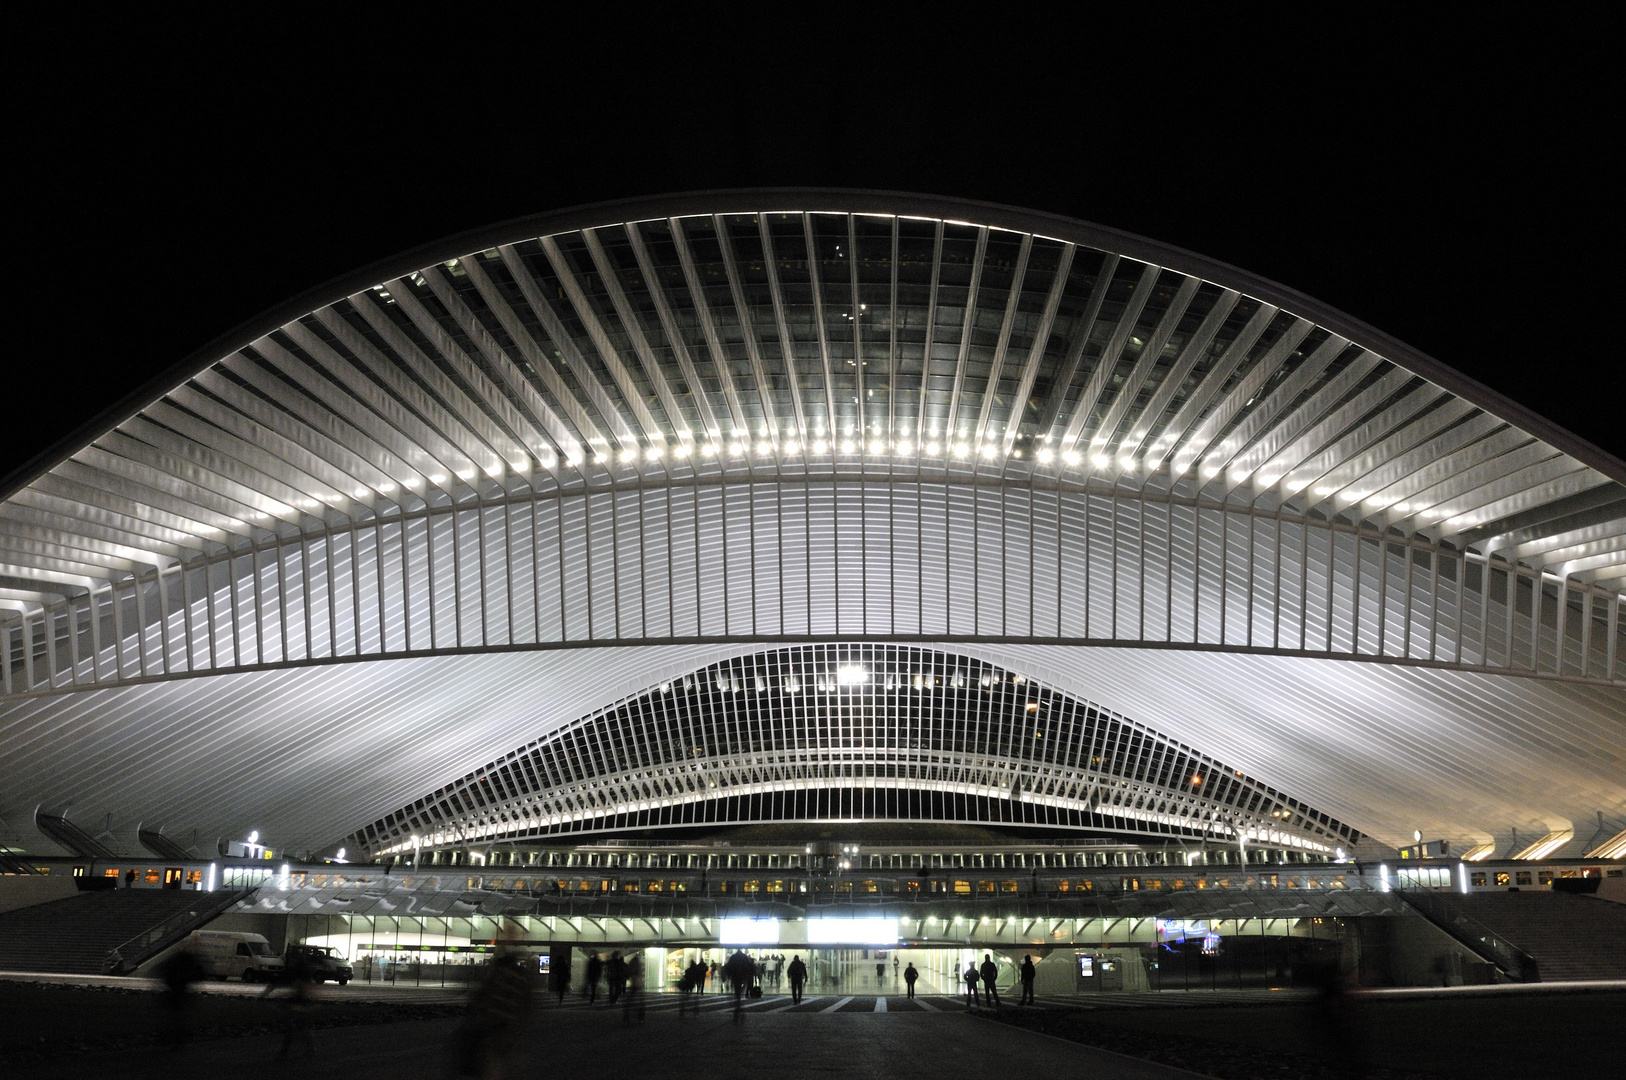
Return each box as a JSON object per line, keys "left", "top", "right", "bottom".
{"left": 1397, "top": 889, "right": 1540, "bottom": 982}
{"left": 102, "top": 888, "right": 257, "bottom": 975}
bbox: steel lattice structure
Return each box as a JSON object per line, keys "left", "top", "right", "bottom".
{"left": 1, "top": 191, "right": 1622, "bottom": 858}
{"left": 354, "top": 644, "right": 1359, "bottom": 858}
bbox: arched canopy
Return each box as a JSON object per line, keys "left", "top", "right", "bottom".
{"left": 1, "top": 191, "right": 1621, "bottom": 859}
{"left": 353, "top": 644, "right": 1360, "bottom": 858}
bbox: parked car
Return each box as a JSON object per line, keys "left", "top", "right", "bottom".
{"left": 285, "top": 943, "right": 353, "bottom": 984}
{"left": 185, "top": 930, "right": 285, "bottom": 982}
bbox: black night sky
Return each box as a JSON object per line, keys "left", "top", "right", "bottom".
{"left": 9, "top": 15, "right": 1620, "bottom": 487}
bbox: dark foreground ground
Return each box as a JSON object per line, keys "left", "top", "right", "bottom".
{"left": 4, "top": 979, "right": 1621, "bottom": 1080}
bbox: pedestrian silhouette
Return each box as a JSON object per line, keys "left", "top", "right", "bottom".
{"left": 980, "top": 953, "right": 1001, "bottom": 1007}
{"left": 788, "top": 954, "right": 808, "bottom": 1003}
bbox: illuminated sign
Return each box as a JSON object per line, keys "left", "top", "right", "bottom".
{"left": 719, "top": 917, "right": 781, "bottom": 945}
{"left": 807, "top": 917, "right": 899, "bottom": 945}
{"left": 1077, "top": 955, "right": 1094, "bottom": 977}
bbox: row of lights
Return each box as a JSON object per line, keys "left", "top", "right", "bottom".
{"left": 571, "top": 440, "right": 1172, "bottom": 470}
{"left": 658, "top": 667, "right": 1040, "bottom": 694}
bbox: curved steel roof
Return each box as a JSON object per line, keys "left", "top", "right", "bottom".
{"left": 1, "top": 191, "right": 1621, "bottom": 859}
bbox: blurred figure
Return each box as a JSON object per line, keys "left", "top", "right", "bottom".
{"left": 903, "top": 961, "right": 918, "bottom": 999}
{"left": 455, "top": 952, "right": 534, "bottom": 1080}
{"left": 963, "top": 962, "right": 980, "bottom": 1006}
{"left": 274, "top": 974, "right": 319, "bottom": 1060}
{"left": 1019, "top": 955, "right": 1036, "bottom": 1005}
{"left": 1311, "top": 960, "right": 1369, "bottom": 1079}
{"left": 606, "top": 951, "right": 626, "bottom": 1005}
{"left": 723, "top": 949, "right": 755, "bottom": 1020}
{"left": 584, "top": 951, "right": 603, "bottom": 1004}
{"left": 621, "top": 952, "right": 645, "bottom": 1024}
{"left": 681, "top": 958, "right": 706, "bottom": 1014}
{"left": 157, "top": 946, "right": 205, "bottom": 1050}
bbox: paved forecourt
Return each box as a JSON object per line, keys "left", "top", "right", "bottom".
{"left": 26, "top": 992, "right": 1203, "bottom": 1080}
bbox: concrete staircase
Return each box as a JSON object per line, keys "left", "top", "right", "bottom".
{"left": 1453, "top": 892, "right": 1626, "bottom": 981}
{"left": 0, "top": 890, "right": 210, "bottom": 974}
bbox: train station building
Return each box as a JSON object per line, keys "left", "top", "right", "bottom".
{"left": 2, "top": 191, "right": 1623, "bottom": 991}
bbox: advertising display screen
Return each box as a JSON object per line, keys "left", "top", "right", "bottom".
{"left": 719, "top": 917, "right": 781, "bottom": 945}
{"left": 1077, "top": 955, "right": 1094, "bottom": 977}
{"left": 806, "top": 916, "right": 900, "bottom": 945}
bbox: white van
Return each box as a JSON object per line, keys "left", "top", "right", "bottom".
{"left": 185, "top": 930, "right": 285, "bottom": 981}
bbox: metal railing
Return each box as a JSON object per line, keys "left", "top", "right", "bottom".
{"left": 102, "top": 888, "right": 257, "bottom": 975}
{"left": 1397, "top": 889, "right": 1540, "bottom": 982}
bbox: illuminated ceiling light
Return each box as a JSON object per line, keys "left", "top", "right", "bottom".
{"left": 840, "top": 439, "right": 856, "bottom": 454}
{"left": 835, "top": 664, "right": 870, "bottom": 686}
{"left": 924, "top": 442, "right": 941, "bottom": 456}
{"left": 870, "top": 440, "right": 886, "bottom": 455}
{"left": 981, "top": 444, "right": 998, "bottom": 459}
{"left": 783, "top": 440, "right": 799, "bottom": 454}
{"left": 1512, "top": 829, "right": 1573, "bottom": 861}
{"left": 897, "top": 440, "right": 914, "bottom": 456}
{"left": 952, "top": 443, "right": 969, "bottom": 458}
{"left": 1119, "top": 458, "right": 1136, "bottom": 472}
{"left": 646, "top": 446, "right": 664, "bottom": 460}
{"left": 1092, "top": 454, "right": 1111, "bottom": 468}
{"left": 811, "top": 439, "right": 829, "bottom": 455}
{"left": 758, "top": 441, "right": 775, "bottom": 456}
{"left": 455, "top": 470, "right": 476, "bottom": 481}
{"left": 620, "top": 449, "right": 638, "bottom": 463}
{"left": 1036, "top": 449, "right": 1054, "bottom": 463}
{"left": 673, "top": 444, "right": 692, "bottom": 458}
{"left": 429, "top": 473, "right": 448, "bottom": 484}
{"left": 354, "top": 488, "right": 369, "bottom": 498}
{"left": 1201, "top": 463, "right": 1221, "bottom": 478}
{"left": 730, "top": 442, "right": 748, "bottom": 456}
{"left": 1062, "top": 450, "right": 1082, "bottom": 466}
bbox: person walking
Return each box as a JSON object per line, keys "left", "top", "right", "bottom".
{"left": 621, "top": 953, "right": 645, "bottom": 1025}
{"left": 1019, "top": 954, "right": 1036, "bottom": 1005}
{"left": 903, "top": 962, "right": 918, "bottom": 999}
{"left": 723, "top": 949, "right": 755, "bottom": 1021}
{"left": 606, "top": 952, "right": 626, "bottom": 1005}
{"left": 788, "top": 954, "right": 808, "bottom": 1004}
{"left": 963, "top": 962, "right": 980, "bottom": 1006}
{"left": 875, "top": 960, "right": 886, "bottom": 986}
{"left": 584, "top": 951, "right": 603, "bottom": 1005}
{"left": 980, "top": 953, "right": 1001, "bottom": 1007}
